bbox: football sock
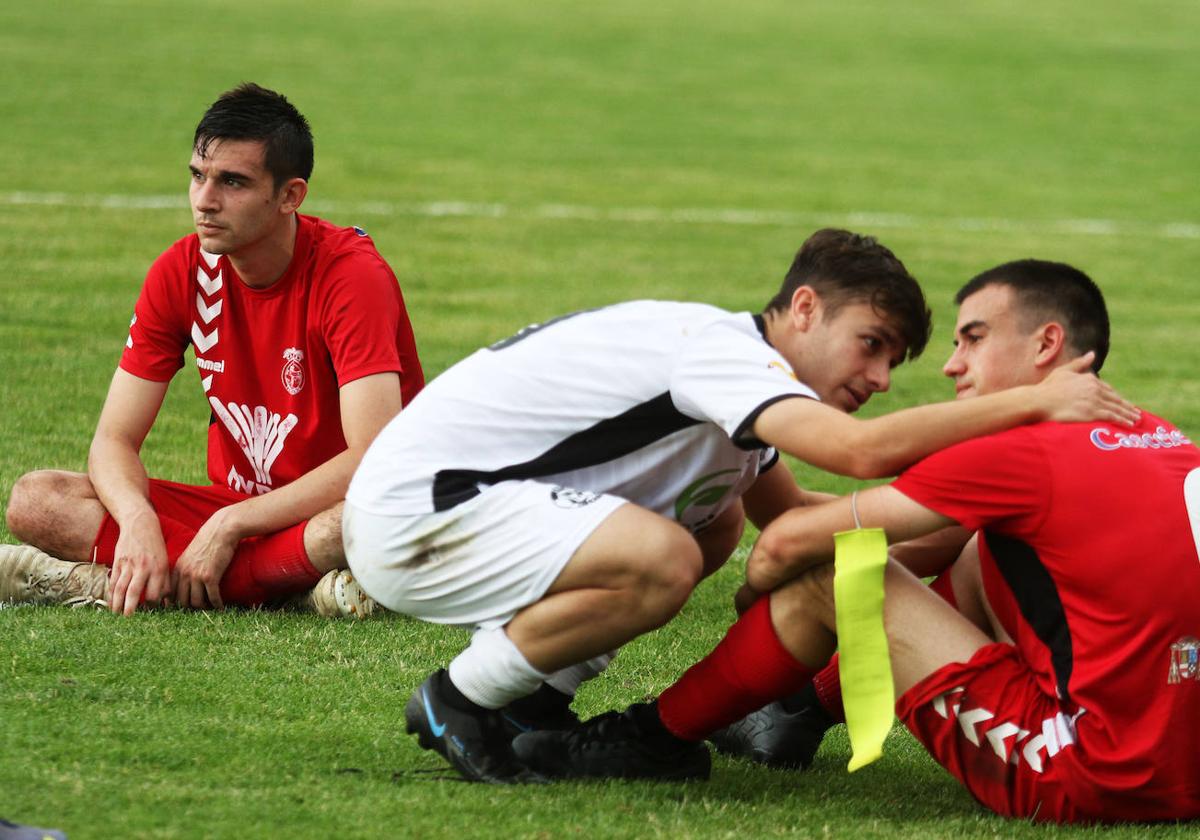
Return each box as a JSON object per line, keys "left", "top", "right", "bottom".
{"left": 93, "top": 512, "right": 272, "bottom": 604}
{"left": 784, "top": 569, "right": 959, "bottom": 724}
{"left": 437, "top": 669, "right": 484, "bottom": 712}
{"left": 222, "top": 521, "right": 321, "bottom": 602}
{"left": 448, "top": 626, "right": 550, "bottom": 710}
{"left": 544, "top": 651, "right": 616, "bottom": 697}
{"left": 93, "top": 514, "right": 317, "bottom": 606}
{"left": 657, "top": 596, "right": 818, "bottom": 741}
{"left": 809, "top": 655, "right": 846, "bottom": 723}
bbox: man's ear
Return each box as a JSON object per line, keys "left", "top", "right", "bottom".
{"left": 278, "top": 178, "right": 308, "bottom": 214}
{"left": 790, "top": 285, "right": 820, "bottom": 332}
{"left": 1033, "top": 321, "right": 1067, "bottom": 369}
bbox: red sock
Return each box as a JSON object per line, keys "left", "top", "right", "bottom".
{"left": 808, "top": 568, "right": 958, "bottom": 724}
{"left": 221, "top": 522, "right": 321, "bottom": 605}
{"left": 811, "top": 655, "right": 845, "bottom": 722}
{"left": 94, "top": 514, "right": 318, "bottom": 606}
{"left": 658, "top": 597, "right": 817, "bottom": 741}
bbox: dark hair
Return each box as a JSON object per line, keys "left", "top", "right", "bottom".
{"left": 956, "top": 259, "right": 1110, "bottom": 373}
{"left": 193, "top": 83, "right": 313, "bottom": 188}
{"left": 765, "top": 228, "right": 931, "bottom": 361}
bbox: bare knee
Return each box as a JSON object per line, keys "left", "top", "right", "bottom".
{"left": 6, "top": 470, "right": 96, "bottom": 546}
{"left": 629, "top": 525, "right": 704, "bottom": 624}
{"left": 767, "top": 564, "right": 838, "bottom": 665}
{"left": 303, "top": 502, "right": 346, "bottom": 573}
{"left": 771, "top": 563, "right": 836, "bottom": 630}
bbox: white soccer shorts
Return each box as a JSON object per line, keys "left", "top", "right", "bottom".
{"left": 343, "top": 480, "right": 626, "bottom": 630}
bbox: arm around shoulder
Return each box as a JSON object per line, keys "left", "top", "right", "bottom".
{"left": 753, "top": 356, "right": 1137, "bottom": 479}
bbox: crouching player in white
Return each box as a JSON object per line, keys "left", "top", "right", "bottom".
{"left": 343, "top": 229, "right": 1136, "bottom": 783}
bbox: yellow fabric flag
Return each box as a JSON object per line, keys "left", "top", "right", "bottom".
{"left": 833, "top": 525, "right": 893, "bottom": 772}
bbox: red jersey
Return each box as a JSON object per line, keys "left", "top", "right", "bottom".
{"left": 893, "top": 412, "right": 1200, "bottom": 820}
{"left": 120, "top": 214, "right": 424, "bottom": 495}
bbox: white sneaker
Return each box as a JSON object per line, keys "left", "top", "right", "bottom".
{"left": 293, "top": 569, "right": 377, "bottom": 619}
{"left": 0, "top": 544, "right": 109, "bottom": 606}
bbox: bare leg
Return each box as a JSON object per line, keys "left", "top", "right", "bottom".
{"left": 948, "top": 538, "right": 1013, "bottom": 644}
{"left": 5, "top": 470, "right": 107, "bottom": 561}
{"left": 301, "top": 501, "right": 345, "bottom": 573}
{"left": 693, "top": 501, "right": 746, "bottom": 579}
{"left": 505, "top": 504, "right": 703, "bottom": 673}
{"left": 770, "top": 559, "right": 994, "bottom": 697}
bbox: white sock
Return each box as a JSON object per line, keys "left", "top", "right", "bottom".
{"left": 544, "top": 650, "right": 617, "bottom": 696}
{"left": 448, "top": 626, "right": 549, "bottom": 709}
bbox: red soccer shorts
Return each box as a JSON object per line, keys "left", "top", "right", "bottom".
{"left": 896, "top": 642, "right": 1089, "bottom": 823}
{"left": 91, "top": 479, "right": 250, "bottom": 564}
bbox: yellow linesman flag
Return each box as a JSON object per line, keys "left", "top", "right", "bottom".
{"left": 832, "top": 525, "right": 893, "bottom": 772}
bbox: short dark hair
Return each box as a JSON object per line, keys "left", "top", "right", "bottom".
{"left": 765, "top": 228, "right": 931, "bottom": 361}
{"left": 193, "top": 83, "right": 313, "bottom": 188}
{"left": 956, "top": 259, "right": 1110, "bottom": 373}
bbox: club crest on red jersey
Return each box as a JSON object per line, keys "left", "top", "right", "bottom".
{"left": 281, "top": 347, "right": 305, "bottom": 395}
{"left": 1167, "top": 636, "right": 1200, "bottom": 684}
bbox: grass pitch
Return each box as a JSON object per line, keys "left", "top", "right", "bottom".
{"left": 2, "top": 1, "right": 1199, "bottom": 837}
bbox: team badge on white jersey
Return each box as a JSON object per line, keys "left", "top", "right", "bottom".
{"left": 281, "top": 347, "right": 305, "bottom": 395}
{"left": 1168, "top": 636, "right": 1200, "bottom": 684}
{"left": 550, "top": 486, "right": 599, "bottom": 509}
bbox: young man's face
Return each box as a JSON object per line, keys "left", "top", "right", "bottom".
{"left": 188, "top": 139, "right": 290, "bottom": 256}
{"left": 801, "top": 301, "right": 907, "bottom": 413}
{"left": 943, "top": 283, "right": 1041, "bottom": 398}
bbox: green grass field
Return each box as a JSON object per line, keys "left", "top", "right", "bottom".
{"left": 2, "top": 1, "right": 1198, "bottom": 837}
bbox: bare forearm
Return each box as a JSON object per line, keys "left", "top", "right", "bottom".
{"left": 839, "top": 385, "right": 1043, "bottom": 478}
{"left": 216, "top": 448, "right": 360, "bottom": 541}
{"left": 88, "top": 433, "right": 157, "bottom": 526}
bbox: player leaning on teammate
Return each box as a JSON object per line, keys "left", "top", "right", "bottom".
{"left": 515, "top": 260, "right": 1200, "bottom": 824}
{"left": 342, "top": 230, "right": 1136, "bottom": 783}
{"left": 0, "top": 83, "right": 423, "bottom": 617}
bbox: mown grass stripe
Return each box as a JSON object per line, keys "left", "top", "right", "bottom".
{"left": 3, "top": 191, "right": 1197, "bottom": 240}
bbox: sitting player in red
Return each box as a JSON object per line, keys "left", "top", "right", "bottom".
{"left": 514, "top": 259, "right": 1200, "bottom": 824}
{"left": 1, "top": 83, "right": 423, "bottom": 617}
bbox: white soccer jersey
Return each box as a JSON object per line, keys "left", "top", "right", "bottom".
{"left": 347, "top": 301, "right": 818, "bottom": 532}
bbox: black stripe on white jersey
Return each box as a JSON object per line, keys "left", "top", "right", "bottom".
{"left": 431, "top": 391, "right": 699, "bottom": 511}
{"left": 731, "top": 393, "right": 815, "bottom": 450}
